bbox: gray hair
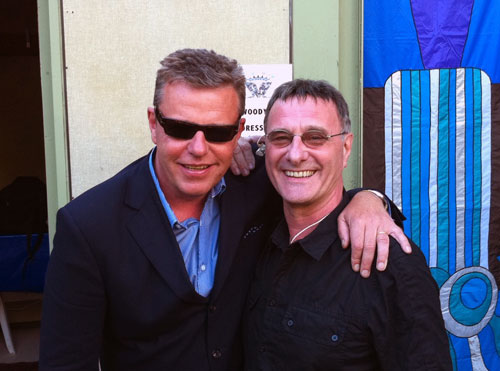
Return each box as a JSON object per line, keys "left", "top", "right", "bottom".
{"left": 263, "top": 79, "right": 351, "bottom": 133}
{"left": 153, "top": 48, "right": 246, "bottom": 117}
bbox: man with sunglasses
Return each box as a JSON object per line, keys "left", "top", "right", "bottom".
{"left": 40, "top": 49, "right": 409, "bottom": 370}
{"left": 244, "top": 79, "right": 451, "bottom": 370}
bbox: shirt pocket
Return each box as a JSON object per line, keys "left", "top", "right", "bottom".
{"left": 279, "top": 305, "right": 347, "bottom": 348}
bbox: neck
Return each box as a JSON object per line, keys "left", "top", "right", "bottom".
{"left": 284, "top": 190, "right": 343, "bottom": 242}
{"left": 167, "top": 196, "right": 207, "bottom": 221}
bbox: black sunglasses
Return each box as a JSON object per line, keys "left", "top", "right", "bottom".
{"left": 154, "top": 106, "right": 240, "bottom": 143}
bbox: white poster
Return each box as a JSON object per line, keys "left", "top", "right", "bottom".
{"left": 242, "top": 64, "right": 293, "bottom": 137}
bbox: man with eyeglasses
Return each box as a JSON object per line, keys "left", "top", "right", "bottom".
{"left": 244, "top": 79, "right": 451, "bottom": 370}
{"left": 40, "top": 49, "right": 409, "bottom": 370}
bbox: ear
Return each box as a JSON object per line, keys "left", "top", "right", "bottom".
{"left": 342, "top": 133, "right": 354, "bottom": 169}
{"left": 238, "top": 117, "right": 246, "bottom": 134}
{"left": 147, "top": 107, "right": 158, "bottom": 144}
{"left": 234, "top": 117, "right": 246, "bottom": 141}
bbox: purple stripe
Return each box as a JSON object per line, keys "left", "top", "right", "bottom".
{"left": 411, "top": 0, "right": 474, "bottom": 68}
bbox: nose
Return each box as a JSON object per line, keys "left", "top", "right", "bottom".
{"left": 285, "top": 135, "right": 309, "bottom": 164}
{"left": 187, "top": 131, "right": 209, "bottom": 156}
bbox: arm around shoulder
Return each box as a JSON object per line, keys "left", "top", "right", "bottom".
{"left": 39, "top": 207, "right": 106, "bottom": 371}
{"left": 340, "top": 189, "right": 411, "bottom": 278}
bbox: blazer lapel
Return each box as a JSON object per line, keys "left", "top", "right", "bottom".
{"left": 124, "top": 157, "right": 204, "bottom": 303}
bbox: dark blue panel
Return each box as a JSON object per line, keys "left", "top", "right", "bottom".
{"left": 0, "top": 234, "right": 49, "bottom": 292}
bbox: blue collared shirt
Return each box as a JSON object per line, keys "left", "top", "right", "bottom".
{"left": 148, "top": 149, "right": 225, "bottom": 297}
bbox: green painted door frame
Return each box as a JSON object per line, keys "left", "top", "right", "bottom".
{"left": 38, "top": 0, "right": 70, "bottom": 249}
{"left": 37, "top": 0, "right": 363, "bottom": 249}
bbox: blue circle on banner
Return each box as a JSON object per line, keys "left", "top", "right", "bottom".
{"left": 440, "top": 267, "right": 498, "bottom": 337}
{"left": 461, "top": 277, "right": 487, "bottom": 309}
{"left": 449, "top": 272, "right": 492, "bottom": 326}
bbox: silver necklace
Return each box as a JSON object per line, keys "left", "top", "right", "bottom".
{"left": 289, "top": 214, "right": 329, "bottom": 244}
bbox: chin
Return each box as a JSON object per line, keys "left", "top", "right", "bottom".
{"left": 180, "top": 186, "right": 212, "bottom": 199}
{"left": 283, "top": 196, "right": 314, "bottom": 207}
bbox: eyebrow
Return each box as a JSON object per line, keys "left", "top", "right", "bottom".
{"left": 271, "top": 126, "right": 329, "bottom": 133}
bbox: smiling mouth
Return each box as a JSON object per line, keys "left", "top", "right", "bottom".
{"left": 284, "top": 170, "right": 316, "bottom": 178}
{"left": 184, "top": 165, "right": 210, "bottom": 170}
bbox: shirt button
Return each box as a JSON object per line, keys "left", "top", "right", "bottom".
{"left": 200, "top": 264, "right": 206, "bottom": 272}
{"left": 268, "top": 299, "right": 276, "bottom": 307}
{"left": 331, "top": 334, "right": 339, "bottom": 342}
{"left": 212, "top": 349, "right": 222, "bottom": 358}
{"left": 287, "top": 319, "right": 294, "bottom": 327}
{"left": 209, "top": 305, "right": 217, "bottom": 312}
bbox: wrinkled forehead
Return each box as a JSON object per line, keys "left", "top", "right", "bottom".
{"left": 267, "top": 97, "right": 341, "bottom": 131}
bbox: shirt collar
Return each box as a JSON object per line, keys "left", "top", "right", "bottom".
{"left": 148, "top": 147, "right": 226, "bottom": 228}
{"left": 271, "top": 190, "right": 350, "bottom": 261}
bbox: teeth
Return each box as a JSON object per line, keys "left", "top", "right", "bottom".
{"left": 185, "top": 165, "right": 209, "bottom": 170}
{"left": 285, "top": 170, "right": 315, "bottom": 178}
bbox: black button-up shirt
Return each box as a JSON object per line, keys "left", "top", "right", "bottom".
{"left": 244, "top": 195, "right": 451, "bottom": 370}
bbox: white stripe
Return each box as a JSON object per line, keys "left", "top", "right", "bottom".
{"left": 429, "top": 69, "right": 440, "bottom": 268}
{"left": 391, "top": 71, "right": 402, "bottom": 210}
{"left": 385, "top": 77, "right": 393, "bottom": 200}
{"left": 468, "top": 335, "right": 489, "bottom": 370}
{"left": 455, "top": 68, "right": 466, "bottom": 270}
{"left": 480, "top": 71, "right": 491, "bottom": 268}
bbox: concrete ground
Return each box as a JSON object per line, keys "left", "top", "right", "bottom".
{"left": 0, "top": 292, "right": 41, "bottom": 364}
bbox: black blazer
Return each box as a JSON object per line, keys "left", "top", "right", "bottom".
{"left": 39, "top": 153, "right": 281, "bottom": 371}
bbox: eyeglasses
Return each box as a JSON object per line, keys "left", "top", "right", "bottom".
{"left": 154, "top": 106, "right": 240, "bottom": 143}
{"left": 265, "top": 129, "right": 346, "bottom": 148}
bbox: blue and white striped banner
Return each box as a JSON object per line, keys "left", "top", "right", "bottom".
{"left": 385, "top": 68, "right": 499, "bottom": 370}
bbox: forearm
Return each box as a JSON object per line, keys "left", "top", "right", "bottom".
{"left": 346, "top": 188, "right": 406, "bottom": 228}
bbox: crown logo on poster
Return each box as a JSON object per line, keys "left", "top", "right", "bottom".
{"left": 245, "top": 75, "right": 272, "bottom": 98}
